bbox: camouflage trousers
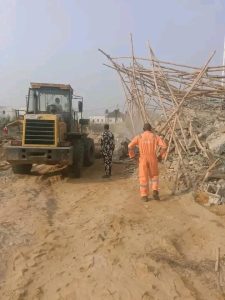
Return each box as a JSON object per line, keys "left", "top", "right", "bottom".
{"left": 103, "top": 153, "right": 113, "bottom": 176}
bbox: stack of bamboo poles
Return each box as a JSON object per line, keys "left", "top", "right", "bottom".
{"left": 99, "top": 35, "right": 225, "bottom": 194}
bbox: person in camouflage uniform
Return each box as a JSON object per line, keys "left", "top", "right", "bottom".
{"left": 101, "top": 124, "right": 115, "bottom": 178}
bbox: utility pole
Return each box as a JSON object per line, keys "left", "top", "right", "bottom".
{"left": 222, "top": 37, "right": 225, "bottom": 86}
{"left": 222, "top": 37, "right": 225, "bottom": 110}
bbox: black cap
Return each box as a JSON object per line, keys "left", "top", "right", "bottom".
{"left": 104, "top": 124, "right": 109, "bottom": 130}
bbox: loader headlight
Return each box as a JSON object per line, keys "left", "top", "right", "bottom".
{"left": 59, "top": 141, "right": 71, "bottom": 147}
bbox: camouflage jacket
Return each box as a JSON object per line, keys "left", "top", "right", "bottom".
{"left": 101, "top": 130, "right": 115, "bottom": 156}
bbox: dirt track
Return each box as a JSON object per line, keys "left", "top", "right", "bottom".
{"left": 1, "top": 160, "right": 225, "bottom": 299}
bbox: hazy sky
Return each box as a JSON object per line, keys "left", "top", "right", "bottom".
{"left": 0, "top": 0, "right": 225, "bottom": 115}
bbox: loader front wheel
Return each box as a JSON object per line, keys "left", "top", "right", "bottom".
{"left": 69, "top": 139, "right": 84, "bottom": 178}
{"left": 84, "top": 138, "right": 95, "bottom": 166}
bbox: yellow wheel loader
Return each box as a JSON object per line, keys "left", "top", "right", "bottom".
{"left": 5, "top": 83, "right": 95, "bottom": 177}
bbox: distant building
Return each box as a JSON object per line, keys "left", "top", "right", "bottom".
{"left": 106, "top": 109, "right": 125, "bottom": 124}
{"left": 0, "top": 106, "right": 16, "bottom": 122}
{"left": 90, "top": 109, "right": 125, "bottom": 125}
{"left": 90, "top": 116, "right": 106, "bottom": 124}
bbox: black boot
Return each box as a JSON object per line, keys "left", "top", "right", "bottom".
{"left": 102, "top": 174, "right": 110, "bottom": 178}
{"left": 153, "top": 190, "right": 160, "bottom": 200}
{"left": 141, "top": 196, "right": 148, "bottom": 202}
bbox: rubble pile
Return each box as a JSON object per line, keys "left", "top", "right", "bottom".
{"left": 0, "top": 138, "right": 11, "bottom": 172}
{"left": 162, "top": 109, "right": 225, "bottom": 201}
{"left": 0, "top": 138, "right": 6, "bottom": 161}
{"left": 113, "top": 135, "right": 130, "bottom": 161}
{"left": 100, "top": 35, "right": 225, "bottom": 202}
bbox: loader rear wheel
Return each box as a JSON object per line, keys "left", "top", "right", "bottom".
{"left": 84, "top": 138, "right": 95, "bottom": 166}
{"left": 12, "top": 164, "right": 32, "bottom": 175}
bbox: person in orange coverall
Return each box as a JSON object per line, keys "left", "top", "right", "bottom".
{"left": 128, "top": 123, "right": 167, "bottom": 202}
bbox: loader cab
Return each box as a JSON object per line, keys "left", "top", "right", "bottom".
{"left": 27, "top": 84, "right": 72, "bottom": 114}
{"left": 26, "top": 83, "right": 78, "bottom": 131}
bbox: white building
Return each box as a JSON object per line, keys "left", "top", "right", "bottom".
{"left": 90, "top": 109, "right": 125, "bottom": 125}
{"left": 90, "top": 116, "right": 106, "bottom": 124}
{"left": 0, "top": 106, "right": 16, "bottom": 122}
{"left": 106, "top": 109, "right": 125, "bottom": 124}
{"left": 106, "top": 116, "right": 123, "bottom": 124}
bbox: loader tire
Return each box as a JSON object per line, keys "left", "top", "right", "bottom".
{"left": 12, "top": 164, "right": 32, "bottom": 175}
{"left": 70, "top": 139, "right": 84, "bottom": 178}
{"left": 84, "top": 138, "right": 95, "bottom": 167}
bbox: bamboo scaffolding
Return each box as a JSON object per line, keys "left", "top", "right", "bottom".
{"left": 99, "top": 39, "right": 225, "bottom": 194}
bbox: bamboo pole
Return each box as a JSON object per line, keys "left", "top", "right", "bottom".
{"left": 159, "top": 51, "right": 216, "bottom": 134}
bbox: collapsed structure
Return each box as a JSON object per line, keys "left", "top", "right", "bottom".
{"left": 99, "top": 35, "right": 225, "bottom": 203}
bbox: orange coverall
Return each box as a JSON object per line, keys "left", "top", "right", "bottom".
{"left": 128, "top": 131, "right": 167, "bottom": 197}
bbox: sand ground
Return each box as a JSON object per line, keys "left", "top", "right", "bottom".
{"left": 0, "top": 160, "right": 225, "bottom": 299}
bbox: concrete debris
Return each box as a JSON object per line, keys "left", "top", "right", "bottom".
{"left": 113, "top": 137, "right": 130, "bottom": 160}
{"left": 206, "top": 132, "right": 225, "bottom": 155}
{"left": 207, "top": 193, "right": 222, "bottom": 206}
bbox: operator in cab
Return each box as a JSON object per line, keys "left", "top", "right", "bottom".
{"left": 54, "top": 98, "right": 63, "bottom": 113}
